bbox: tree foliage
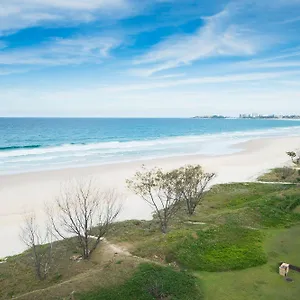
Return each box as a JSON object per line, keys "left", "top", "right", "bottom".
{"left": 286, "top": 151, "right": 300, "bottom": 165}
{"left": 127, "top": 166, "right": 182, "bottom": 233}
{"left": 176, "top": 165, "right": 216, "bottom": 215}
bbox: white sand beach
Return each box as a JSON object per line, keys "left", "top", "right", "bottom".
{"left": 0, "top": 136, "right": 299, "bottom": 258}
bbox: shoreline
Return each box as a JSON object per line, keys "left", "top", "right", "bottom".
{"left": 0, "top": 136, "right": 283, "bottom": 179}
{"left": 0, "top": 136, "right": 299, "bottom": 258}
{"left": 2, "top": 121, "right": 300, "bottom": 176}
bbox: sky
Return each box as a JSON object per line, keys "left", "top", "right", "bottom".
{"left": 1, "top": 0, "right": 300, "bottom": 117}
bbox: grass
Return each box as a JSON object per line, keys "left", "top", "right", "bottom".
{"left": 258, "top": 167, "right": 300, "bottom": 183}
{"left": 77, "top": 263, "right": 203, "bottom": 300}
{"left": 104, "top": 220, "right": 161, "bottom": 245}
{"left": 249, "top": 193, "right": 300, "bottom": 228}
{"left": 198, "top": 183, "right": 300, "bottom": 228}
{"left": 199, "top": 183, "right": 291, "bottom": 211}
{"left": 119, "top": 183, "right": 300, "bottom": 268}
{"left": 165, "top": 226, "right": 267, "bottom": 272}
{"left": 0, "top": 238, "right": 97, "bottom": 299}
{"left": 130, "top": 226, "right": 267, "bottom": 272}
{"left": 0, "top": 238, "right": 139, "bottom": 300}
{"left": 198, "top": 225, "right": 300, "bottom": 300}
{"left": 14, "top": 257, "right": 140, "bottom": 300}
{"left": 2, "top": 181, "right": 300, "bottom": 299}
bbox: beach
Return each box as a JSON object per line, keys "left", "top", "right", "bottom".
{"left": 0, "top": 136, "right": 299, "bottom": 258}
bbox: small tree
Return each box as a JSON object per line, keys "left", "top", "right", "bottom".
{"left": 176, "top": 165, "right": 215, "bottom": 215}
{"left": 127, "top": 167, "right": 182, "bottom": 234}
{"left": 20, "top": 214, "right": 53, "bottom": 281}
{"left": 286, "top": 151, "right": 300, "bottom": 165}
{"left": 49, "top": 180, "right": 122, "bottom": 259}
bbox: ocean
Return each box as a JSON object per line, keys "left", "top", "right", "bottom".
{"left": 1, "top": 118, "right": 300, "bottom": 175}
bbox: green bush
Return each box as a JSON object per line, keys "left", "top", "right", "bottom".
{"left": 204, "top": 183, "right": 292, "bottom": 210}
{"left": 77, "top": 263, "right": 202, "bottom": 300}
{"left": 250, "top": 194, "right": 300, "bottom": 228}
{"left": 203, "top": 184, "right": 300, "bottom": 229}
{"left": 166, "top": 226, "right": 267, "bottom": 272}
{"left": 258, "top": 167, "right": 300, "bottom": 183}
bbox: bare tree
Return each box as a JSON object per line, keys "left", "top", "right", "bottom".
{"left": 286, "top": 151, "right": 300, "bottom": 165}
{"left": 175, "top": 165, "right": 216, "bottom": 215}
{"left": 20, "top": 214, "right": 53, "bottom": 280}
{"left": 127, "top": 167, "right": 182, "bottom": 234}
{"left": 49, "top": 180, "right": 121, "bottom": 259}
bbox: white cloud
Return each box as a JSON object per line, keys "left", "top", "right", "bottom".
{"left": 230, "top": 51, "right": 300, "bottom": 71}
{"left": 0, "top": 0, "right": 132, "bottom": 35}
{"left": 0, "top": 35, "right": 122, "bottom": 67}
{"left": 0, "top": 68, "right": 29, "bottom": 75}
{"left": 151, "top": 73, "right": 186, "bottom": 79}
{"left": 132, "top": 6, "right": 265, "bottom": 76}
{"left": 279, "top": 16, "right": 300, "bottom": 24}
{"left": 3, "top": 80, "right": 300, "bottom": 117}
{"left": 246, "top": 61, "right": 300, "bottom": 69}
{"left": 97, "top": 70, "right": 300, "bottom": 93}
{"left": 24, "top": 0, "right": 126, "bottom": 10}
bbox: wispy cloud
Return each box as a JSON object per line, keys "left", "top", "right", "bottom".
{"left": 0, "top": 35, "right": 122, "bottom": 68}
{"left": 245, "top": 61, "right": 300, "bottom": 70}
{"left": 229, "top": 49, "right": 300, "bottom": 72}
{"left": 0, "top": 0, "right": 133, "bottom": 35}
{"left": 151, "top": 73, "right": 186, "bottom": 80}
{"left": 0, "top": 68, "right": 29, "bottom": 76}
{"left": 100, "top": 70, "right": 300, "bottom": 93}
{"left": 130, "top": 0, "right": 300, "bottom": 77}
{"left": 279, "top": 16, "right": 300, "bottom": 24}
{"left": 3, "top": 70, "right": 300, "bottom": 117}
{"left": 132, "top": 5, "right": 266, "bottom": 76}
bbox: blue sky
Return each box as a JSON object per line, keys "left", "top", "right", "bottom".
{"left": 1, "top": 0, "right": 300, "bottom": 117}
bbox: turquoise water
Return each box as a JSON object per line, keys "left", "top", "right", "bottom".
{"left": 1, "top": 118, "right": 300, "bottom": 174}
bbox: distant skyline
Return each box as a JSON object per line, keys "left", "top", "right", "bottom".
{"left": 1, "top": 0, "right": 300, "bottom": 117}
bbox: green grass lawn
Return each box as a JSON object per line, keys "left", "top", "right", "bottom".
{"left": 166, "top": 226, "right": 267, "bottom": 272}
{"left": 198, "top": 225, "right": 300, "bottom": 300}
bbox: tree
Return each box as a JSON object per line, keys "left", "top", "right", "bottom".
{"left": 127, "top": 167, "right": 182, "bottom": 234}
{"left": 49, "top": 180, "right": 122, "bottom": 259}
{"left": 286, "top": 151, "right": 300, "bottom": 165}
{"left": 175, "top": 165, "right": 215, "bottom": 215}
{"left": 20, "top": 214, "right": 53, "bottom": 280}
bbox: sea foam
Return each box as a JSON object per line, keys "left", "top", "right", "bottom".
{"left": 1, "top": 125, "right": 300, "bottom": 174}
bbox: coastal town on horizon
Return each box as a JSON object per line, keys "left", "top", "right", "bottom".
{"left": 192, "top": 113, "right": 300, "bottom": 120}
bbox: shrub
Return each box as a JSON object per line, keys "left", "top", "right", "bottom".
{"left": 250, "top": 194, "right": 300, "bottom": 228}
{"left": 166, "top": 226, "right": 267, "bottom": 272}
{"left": 78, "top": 263, "right": 202, "bottom": 300}
{"left": 258, "top": 168, "right": 299, "bottom": 183}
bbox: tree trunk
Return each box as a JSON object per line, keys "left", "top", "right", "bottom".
{"left": 161, "top": 221, "right": 168, "bottom": 234}
{"left": 84, "top": 236, "right": 89, "bottom": 259}
{"left": 33, "top": 246, "right": 43, "bottom": 280}
{"left": 187, "top": 205, "right": 193, "bottom": 216}
{"left": 35, "top": 263, "right": 43, "bottom": 280}
{"left": 186, "top": 200, "right": 193, "bottom": 216}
